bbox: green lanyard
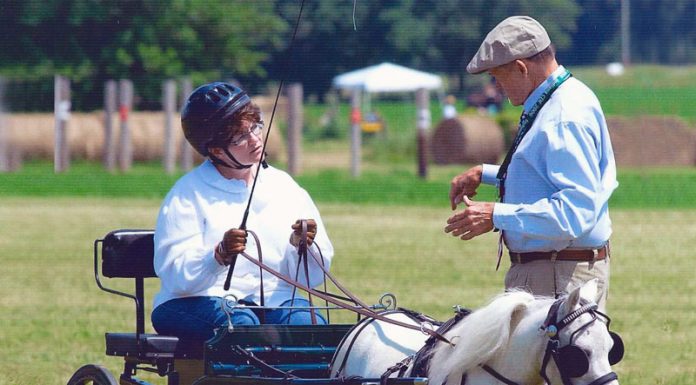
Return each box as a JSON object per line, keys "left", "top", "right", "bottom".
{"left": 496, "top": 69, "right": 572, "bottom": 199}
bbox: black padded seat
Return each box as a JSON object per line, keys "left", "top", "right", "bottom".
{"left": 105, "top": 333, "right": 204, "bottom": 359}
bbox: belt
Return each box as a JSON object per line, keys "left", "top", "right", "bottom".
{"left": 509, "top": 245, "right": 608, "bottom": 264}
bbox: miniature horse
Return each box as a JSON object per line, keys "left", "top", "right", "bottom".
{"left": 330, "top": 280, "right": 623, "bottom": 385}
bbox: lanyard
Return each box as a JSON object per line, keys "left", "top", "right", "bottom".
{"left": 496, "top": 69, "right": 572, "bottom": 199}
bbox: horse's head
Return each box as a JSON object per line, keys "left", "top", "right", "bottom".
{"left": 541, "top": 279, "right": 624, "bottom": 385}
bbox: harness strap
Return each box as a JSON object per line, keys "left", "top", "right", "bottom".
{"left": 333, "top": 315, "right": 380, "bottom": 377}
{"left": 410, "top": 308, "right": 471, "bottom": 378}
{"left": 334, "top": 309, "right": 425, "bottom": 377}
{"left": 248, "top": 231, "right": 265, "bottom": 323}
{"left": 480, "top": 364, "right": 521, "bottom": 385}
{"left": 299, "top": 220, "right": 317, "bottom": 324}
{"left": 587, "top": 372, "right": 618, "bottom": 385}
{"left": 307, "top": 247, "right": 387, "bottom": 320}
{"left": 381, "top": 355, "right": 414, "bottom": 385}
{"left": 539, "top": 339, "right": 557, "bottom": 385}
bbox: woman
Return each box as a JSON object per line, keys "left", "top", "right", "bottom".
{"left": 152, "top": 82, "right": 333, "bottom": 342}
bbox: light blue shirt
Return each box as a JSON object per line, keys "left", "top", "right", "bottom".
{"left": 482, "top": 66, "right": 618, "bottom": 253}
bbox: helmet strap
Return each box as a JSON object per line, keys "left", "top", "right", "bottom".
{"left": 209, "top": 148, "right": 253, "bottom": 170}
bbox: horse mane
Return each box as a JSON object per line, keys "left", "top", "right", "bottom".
{"left": 427, "top": 290, "right": 538, "bottom": 385}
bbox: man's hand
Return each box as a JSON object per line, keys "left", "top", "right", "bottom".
{"left": 449, "top": 165, "right": 483, "bottom": 210}
{"left": 290, "top": 219, "right": 317, "bottom": 247}
{"left": 445, "top": 196, "right": 495, "bottom": 240}
{"left": 215, "top": 228, "right": 247, "bottom": 266}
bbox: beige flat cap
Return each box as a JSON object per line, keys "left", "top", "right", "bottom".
{"left": 467, "top": 16, "right": 551, "bottom": 74}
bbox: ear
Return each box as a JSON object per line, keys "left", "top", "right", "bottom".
{"left": 561, "top": 284, "right": 582, "bottom": 316}
{"left": 514, "top": 59, "right": 529, "bottom": 76}
{"left": 578, "top": 279, "right": 600, "bottom": 305}
{"left": 208, "top": 146, "right": 223, "bottom": 157}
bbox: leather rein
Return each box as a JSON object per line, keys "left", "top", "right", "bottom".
{"left": 234, "top": 220, "right": 453, "bottom": 345}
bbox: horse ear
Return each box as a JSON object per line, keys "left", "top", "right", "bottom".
{"left": 561, "top": 284, "right": 582, "bottom": 316}
{"left": 578, "top": 279, "right": 599, "bottom": 304}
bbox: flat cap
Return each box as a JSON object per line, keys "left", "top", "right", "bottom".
{"left": 467, "top": 16, "right": 551, "bottom": 74}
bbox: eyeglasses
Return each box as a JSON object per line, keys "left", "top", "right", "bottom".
{"left": 229, "top": 122, "right": 263, "bottom": 146}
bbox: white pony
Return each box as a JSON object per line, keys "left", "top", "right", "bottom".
{"left": 330, "top": 280, "right": 623, "bottom": 385}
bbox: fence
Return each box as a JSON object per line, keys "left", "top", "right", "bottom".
{"left": 0, "top": 76, "right": 302, "bottom": 174}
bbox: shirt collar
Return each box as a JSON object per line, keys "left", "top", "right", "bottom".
{"left": 198, "top": 159, "right": 251, "bottom": 193}
{"left": 523, "top": 65, "right": 567, "bottom": 113}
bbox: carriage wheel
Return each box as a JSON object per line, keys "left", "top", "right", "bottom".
{"left": 66, "top": 364, "right": 118, "bottom": 385}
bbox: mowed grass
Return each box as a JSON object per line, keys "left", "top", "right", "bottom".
{"left": 0, "top": 197, "right": 695, "bottom": 384}
{"left": 3, "top": 161, "right": 696, "bottom": 209}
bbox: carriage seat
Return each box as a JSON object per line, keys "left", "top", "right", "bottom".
{"left": 96, "top": 229, "right": 204, "bottom": 360}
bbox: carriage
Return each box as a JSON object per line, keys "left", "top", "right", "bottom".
{"left": 66, "top": 229, "right": 429, "bottom": 385}
{"left": 68, "top": 228, "right": 624, "bottom": 385}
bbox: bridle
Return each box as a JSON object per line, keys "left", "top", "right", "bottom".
{"left": 539, "top": 298, "right": 624, "bottom": 385}
{"left": 481, "top": 298, "right": 624, "bottom": 385}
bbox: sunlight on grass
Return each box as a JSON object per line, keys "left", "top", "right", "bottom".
{"left": 1, "top": 198, "right": 695, "bottom": 384}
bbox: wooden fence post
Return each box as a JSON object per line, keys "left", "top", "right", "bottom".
{"left": 350, "top": 88, "right": 362, "bottom": 178}
{"left": 415, "top": 88, "right": 430, "bottom": 179}
{"left": 163, "top": 79, "right": 177, "bottom": 174}
{"left": 54, "top": 75, "right": 71, "bottom": 173}
{"left": 0, "top": 77, "right": 8, "bottom": 172}
{"left": 286, "top": 83, "right": 303, "bottom": 176}
{"left": 103, "top": 80, "right": 117, "bottom": 171}
{"left": 180, "top": 78, "right": 194, "bottom": 171}
{"left": 118, "top": 79, "right": 133, "bottom": 172}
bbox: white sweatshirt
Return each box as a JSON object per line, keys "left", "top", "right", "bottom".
{"left": 153, "top": 160, "right": 333, "bottom": 309}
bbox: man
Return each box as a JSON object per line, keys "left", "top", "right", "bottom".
{"left": 445, "top": 16, "right": 617, "bottom": 310}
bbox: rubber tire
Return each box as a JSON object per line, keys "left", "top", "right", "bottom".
{"left": 66, "top": 364, "right": 118, "bottom": 385}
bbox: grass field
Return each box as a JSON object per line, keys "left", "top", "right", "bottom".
{"left": 1, "top": 196, "right": 695, "bottom": 385}
{"left": 2, "top": 64, "right": 696, "bottom": 384}
{"left": 3, "top": 161, "right": 696, "bottom": 210}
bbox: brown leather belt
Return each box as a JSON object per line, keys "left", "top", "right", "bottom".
{"left": 510, "top": 245, "right": 608, "bottom": 264}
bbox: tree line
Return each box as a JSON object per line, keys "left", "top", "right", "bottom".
{"left": 1, "top": 0, "right": 695, "bottom": 111}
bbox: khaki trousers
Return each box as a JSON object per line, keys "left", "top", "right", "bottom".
{"left": 504, "top": 257, "right": 610, "bottom": 311}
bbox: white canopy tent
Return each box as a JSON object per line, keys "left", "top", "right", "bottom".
{"left": 332, "top": 62, "right": 443, "bottom": 93}
{"left": 331, "top": 62, "right": 443, "bottom": 178}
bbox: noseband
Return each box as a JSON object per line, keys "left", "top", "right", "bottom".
{"left": 480, "top": 298, "right": 623, "bottom": 385}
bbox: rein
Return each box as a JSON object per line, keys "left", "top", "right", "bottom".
{"left": 232, "top": 222, "right": 453, "bottom": 346}
{"left": 223, "top": 0, "right": 307, "bottom": 291}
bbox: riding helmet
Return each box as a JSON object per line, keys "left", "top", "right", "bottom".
{"left": 181, "top": 81, "right": 251, "bottom": 156}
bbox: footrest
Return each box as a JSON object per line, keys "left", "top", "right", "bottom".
{"left": 105, "top": 333, "right": 203, "bottom": 359}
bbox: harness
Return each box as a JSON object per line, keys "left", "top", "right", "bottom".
{"left": 379, "top": 307, "right": 471, "bottom": 385}
{"left": 376, "top": 298, "right": 623, "bottom": 385}
{"left": 331, "top": 308, "right": 443, "bottom": 380}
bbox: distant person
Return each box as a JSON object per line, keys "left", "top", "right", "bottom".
{"left": 483, "top": 81, "right": 502, "bottom": 114}
{"left": 445, "top": 16, "right": 617, "bottom": 310}
{"left": 152, "top": 81, "right": 333, "bottom": 343}
{"left": 443, "top": 94, "right": 458, "bottom": 119}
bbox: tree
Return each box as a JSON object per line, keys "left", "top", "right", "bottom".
{"left": 381, "top": 0, "right": 580, "bottom": 93}
{"left": 0, "top": 0, "right": 287, "bottom": 110}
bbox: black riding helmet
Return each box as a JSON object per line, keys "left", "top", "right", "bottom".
{"left": 181, "top": 82, "right": 251, "bottom": 157}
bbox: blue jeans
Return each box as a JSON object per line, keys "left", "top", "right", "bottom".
{"left": 152, "top": 296, "right": 326, "bottom": 342}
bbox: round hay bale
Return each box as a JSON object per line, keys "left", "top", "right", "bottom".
{"left": 5, "top": 106, "right": 285, "bottom": 164}
{"left": 430, "top": 114, "right": 504, "bottom": 165}
{"left": 606, "top": 115, "right": 696, "bottom": 167}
